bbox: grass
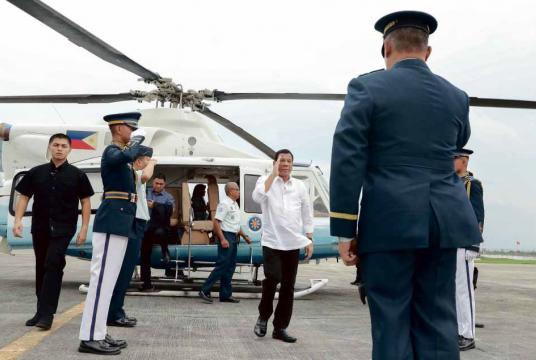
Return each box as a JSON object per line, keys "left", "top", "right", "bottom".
{"left": 476, "top": 257, "right": 536, "bottom": 265}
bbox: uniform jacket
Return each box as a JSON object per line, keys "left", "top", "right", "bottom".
{"left": 93, "top": 139, "right": 143, "bottom": 238}
{"left": 462, "top": 171, "right": 484, "bottom": 251}
{"left": 330, "top": 58, "right": 483, "bottom": 253}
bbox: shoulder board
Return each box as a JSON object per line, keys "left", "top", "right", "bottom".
{"left": 359, "top": 68, "right": 384, "bottom": 77}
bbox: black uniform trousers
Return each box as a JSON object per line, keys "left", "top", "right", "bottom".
{"left": 361, "top": 209, "right": 459, "bottom": 360}
{"left": 32, "top": 231, "right": 73, "bottom": 316}
{"left": 108, "top": 218, "right": 147, "bottom": 322}
{"left": 258, "top": 246, "right": 300, "bottom": 330}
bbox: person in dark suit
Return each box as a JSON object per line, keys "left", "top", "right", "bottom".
{"left": 329, "top": 11, "right": 483, "bottom": 359}
{"left": 78, "top": 112, "right": 145, "bottom": 355}
{"left": 13, "top": 133, "right": 94, "bottom": 330}
{"left": 453, "top": 148, "right": 484, "bottom": 351}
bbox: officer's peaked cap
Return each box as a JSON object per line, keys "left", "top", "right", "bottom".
{"left": 375, "top": 11, "right": 437, "bottom": 38}
{"left": 136, "top": 145, "right": 153, "bottom": 158}
{"left": 103, "top": 112, "right": 141, "bottom": 129}
{"left": 454, "top": 148, "right": 474, "bottom": 157}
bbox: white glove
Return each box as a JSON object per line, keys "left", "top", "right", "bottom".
{"left": 131, "top": 128, "right": 146, "bottom": 138}
{"left": 465, "top": 249, "right": 479, "bottom": 261}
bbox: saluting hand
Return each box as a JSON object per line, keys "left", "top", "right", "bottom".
{"left": 13, "top": 221, "right": 23, "bottom": 238}
{"left": 271, "top": 158, "right": 280, "bottom": 178}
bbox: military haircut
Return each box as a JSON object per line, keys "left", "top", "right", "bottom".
{"left": 386, "top": 27, "right": 429, "bottom": 53}
{"left": 48, "top": 133, "right": 72, "bottom": 146}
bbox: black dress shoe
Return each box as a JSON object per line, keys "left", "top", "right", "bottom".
{"left": 125, "top": 315, "right": 137, "bottom": 323}
{"left": 107, "top": 317, "right": 136, "bottom": 327}
{"left": 458, "top": 336, "right": 475, "bottom": 351}
{"left": 25, "top": 313, "right": 40, "bottom": 326}
{"left": 220, "top": 297, "right": 240, "bottom": 303}
{"left": 272, "top": 329, "right": 297, "bottom": 343}
{"left": 254, "top": 317, "right": 267, "bottom": 337}
{"left": 35, "top": 315, "right": 53, "bottom": 330}
{"left": 198, "top": 291, "right": 213, "bottom": 303}
{"left": 105, "top": 334, "right": 127, "bottom": 349}
{"left": 138, "top": 285, "right": 158, "bottom": 292}
{"left": 79, "top": 340, "right": 121, "bottom": 355}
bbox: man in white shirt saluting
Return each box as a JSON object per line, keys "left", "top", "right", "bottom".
{"left": 252, "top": 149, "right": 314, "bottom": 343}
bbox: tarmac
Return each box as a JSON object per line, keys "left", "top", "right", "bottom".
{"left": 0, "top": 250, "right": 535, "bottom": 360}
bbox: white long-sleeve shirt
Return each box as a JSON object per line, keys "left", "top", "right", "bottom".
{"left": 252, "top": 175, "right": 314, "bottom": 250}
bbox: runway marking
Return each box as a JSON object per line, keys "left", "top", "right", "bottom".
{"left": 0, "top": 301, "right": 84, "bottom": 360}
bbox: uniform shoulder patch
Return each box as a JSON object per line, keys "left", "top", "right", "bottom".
{"left": 358, "top": 68, "right": 384, "bottom": 77}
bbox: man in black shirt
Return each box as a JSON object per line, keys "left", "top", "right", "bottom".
{"left": 13, "top": 133, "right": 94, "bottom": 330}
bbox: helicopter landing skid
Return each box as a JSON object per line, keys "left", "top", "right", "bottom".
{"left": 78, "top": 278, "right": 328, "bottom": 300}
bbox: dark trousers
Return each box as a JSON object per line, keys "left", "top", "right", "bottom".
{"left": 140, "top": 226, "right": 170, "bottom": 288}
{"left": 361, "top": 210, "right": 459, "bottom": 360}
{"left": 108, "top": 218, "right": 146, "bottom": 321}
{"left": 258, "top": 246, "right": 300, "bottom": 330}
{"left": 201, "top": 231, "right": 238, "bottom": 300}
{"left": 32, "top": 232, "right": 73, "bottom": 316}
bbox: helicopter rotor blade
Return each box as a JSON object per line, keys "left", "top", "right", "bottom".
{"left": 213, "top": 91, "right": 536, "bottom": 110}
{"left": 7, "top": 0, "right": 161, "bottom": 82}
{"left": 213, "top": 91, "right": 346, "bottom": 102}
{"left": 469, "top": 97, "right": 536, "bottom": 110}
{"left": 199, "top": 107, "right": 275, "bottom": 159}
{"left": 0, "top": 93, "right": 140, "bottom": 104}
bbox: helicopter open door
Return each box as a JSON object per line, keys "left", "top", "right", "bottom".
{"left": 5, "top": 170, "right": 32, "bottom": 250}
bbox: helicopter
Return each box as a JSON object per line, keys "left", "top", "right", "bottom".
{"left": 1, "top": 0, "right": 536, "bottom": 297}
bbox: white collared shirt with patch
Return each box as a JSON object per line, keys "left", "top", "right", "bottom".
{"left": 135, "top": 170, "right": 150, "bottom": 221}
{"left": 252, "top": 175, "right": 314, "bottom": 250}
{"left": 215, "top": 195, "right": 241, "bottom": 233}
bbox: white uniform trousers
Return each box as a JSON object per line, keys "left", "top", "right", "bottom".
{"left": 79, "top": 232, "right": 128, "bottom": 341}
{"left": 455, "top": 248, "right": 476, "bottom": 339}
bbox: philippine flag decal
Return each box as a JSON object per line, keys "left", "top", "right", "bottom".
{"left": 66, "top": 130, "right": 98, "bottom": 150}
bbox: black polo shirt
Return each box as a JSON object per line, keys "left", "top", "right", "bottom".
{"left": 15, "top": 160, "right": 95, "bottom": 237}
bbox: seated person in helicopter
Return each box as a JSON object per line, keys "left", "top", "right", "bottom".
{"left": 191, "top": 184, "right": 209, "bottom": 220}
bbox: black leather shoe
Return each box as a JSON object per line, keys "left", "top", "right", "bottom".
{"left": 107, "top": 317, "right": 136, "bottom": 327}
{"left": 198, "top": 291, "right": 213, "bottom": 303}
{"left": 458, "top": 336, "right": 475, "bottom": 351}
{"left": 125, "top": 315, "right": 137, "bottom": 323}
{"left": 254, "top": 317, "right": 267, "bottom": 337}
{"left": 105, "top": 334, "right": 127, "bottom": 349}
{"left": 35, "top": 315, "right": 53, "bottom": 330}
{"left": 138, "top": 285, "right": 158, "bottom": 293}
{"left": 220, "top": 297, "right": 240, "bottom": 303}
{"left": 25, "top": 313, "right": 40, "bottom": 326}
{"left": 79, "top": 340, "right": 121, "bottom": 355}
{"left": 272, "top": 329, "right": 297, "bottom": 343}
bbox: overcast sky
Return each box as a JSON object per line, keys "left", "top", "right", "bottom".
{"left": 1, "top": 0, "right": 535, "bottom": 250}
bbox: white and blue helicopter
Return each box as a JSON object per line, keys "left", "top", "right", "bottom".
{"left": 1, "top": 0, "right": 535, "bottom": 296}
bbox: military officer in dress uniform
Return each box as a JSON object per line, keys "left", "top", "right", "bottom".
{"left": 107, "top": 145, "right": 155, "bottom": 328}
{"left": 330, "top": 11, "right": 483, "bottom": 359}
{"left": 78, "top": 112, "right": 145, "bottom": 355}
{"left": 454, "top": 148, "right": 484, "bottom": 351}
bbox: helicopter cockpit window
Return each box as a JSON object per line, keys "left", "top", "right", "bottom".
{"left": 294, "top": 174, "right": 329, "bottom": 217}
{"left": 9, "top": 171, "right": 32, "bottom": 216}
{"left": 244, "top": 174, "right": 261, "bottom": 214}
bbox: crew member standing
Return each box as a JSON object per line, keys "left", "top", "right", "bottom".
{"left": 252, "top": 149, "right": 314, "bottom": 343}
{"left": 454, "top": 148, "right": 484, "bottom": 351}
{"left": 330, "top": 11, "right": 483, "bottom": 359}
{"left": 198, "top": 182, "right": 251, "bottom": 303}
{"left": 107, "top": 145, "right": 155, "bottom": 328}
{"left": 78, "top": 112, "right": 145, "bottom": 355}
{"left": 14, "top": 133, "right": 94, "bottom": 330}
